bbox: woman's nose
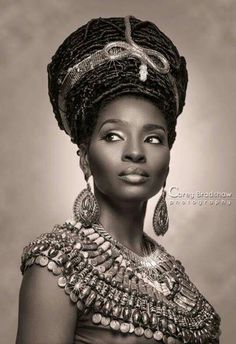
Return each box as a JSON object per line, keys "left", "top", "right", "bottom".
{"left": 122, "top": 142, "right": 146, "bottom": 163}
{"left": 123, "top": 152, "right": 146, "bottom": 163}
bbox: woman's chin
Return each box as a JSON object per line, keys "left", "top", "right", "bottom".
{"left": 109, "top": 186, "right": 154, "bottom": 203}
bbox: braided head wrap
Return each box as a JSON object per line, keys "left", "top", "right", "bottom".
{"left": 47, "top": 15, "right": 188, "bottom": 149}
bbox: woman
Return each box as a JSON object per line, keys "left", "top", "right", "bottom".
{"left": 16, "top": 15, "right": 221, "bottom": 344}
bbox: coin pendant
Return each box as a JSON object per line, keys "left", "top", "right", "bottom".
{"left": 144, "top": 328, "right": 153, "bottom": 339}
{"left": 47, "top": 261, "right": 56, "bottom": 271}
{"left": 129, "top": 323, "right": 135, "bottom": 333}
{"left": 92, "top": 313, "right": 102, "bottom": 324}
{"left": 120, "top": 322, "right": 130, "bottom": 333}
{"left": 134, "top": 327, "right": 144, "bottom": 336}
{"left": 70, "top": 292, "right": 78, "bottom": 303}
{"left": 58, "top": 276, "right": 67, "bottom": 287}
{"left": 167, "top": 336, "right": 177, "bottom": 344}
{"left": 153, "top": 330, "right": 163, "bottom": 341}
{"left": 64, "top": 285, "right": 71, "bottom": 295}
{"left": 52, "top": 265, "right": 62, "bottom": 275}
{"left": 110, "top": 320, "right": 120, "bottom": 331}
{"left": 39, "top": 256, "right": 48, "bottom": 266}
{"left": 101, "top": 316, "right": 110, "bottom": 326}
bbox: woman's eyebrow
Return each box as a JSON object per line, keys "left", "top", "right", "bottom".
{"left": 143, "top": 123, "right": 167, "bottom": 133}
{"left": 99, "top": 119, "right": 129, "bottom": 131}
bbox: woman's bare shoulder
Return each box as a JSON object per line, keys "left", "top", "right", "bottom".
{"left": 16, "top": 265, "right": 77, "bottom": 344}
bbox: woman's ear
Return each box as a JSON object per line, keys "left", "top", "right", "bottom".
{"left": 78, "top": 143, "right": 91, "bottom": 181}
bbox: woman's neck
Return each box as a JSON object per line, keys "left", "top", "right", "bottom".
{"left": 93, "top": 185, "right": 147, "bottom": 255}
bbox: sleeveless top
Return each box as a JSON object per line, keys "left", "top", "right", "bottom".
{"left": 20, "top": 220, "right": 221, "bottom": 344}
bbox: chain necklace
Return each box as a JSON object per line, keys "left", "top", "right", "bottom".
{"left": 91, "top": 223, "right": 181, "bottom": 296}
{"left": 92, "top": 222, "right": 166, "bottom": 269}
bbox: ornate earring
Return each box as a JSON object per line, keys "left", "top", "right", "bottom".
{"left": 153, "top": 184, "right": 169, "bottom": 236}
{"left": 73, "top": 178, "right": 100, "bottom": 228}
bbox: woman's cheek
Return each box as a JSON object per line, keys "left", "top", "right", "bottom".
{"left": 88, "top": 145, "right": 117, "bottom": 183}
{"left": 151, "top": 150, "right": 170, "bottom": 184}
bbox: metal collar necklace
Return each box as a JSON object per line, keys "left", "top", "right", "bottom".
{"left": 91, "top": 222, "right": 166, "bottom": 269}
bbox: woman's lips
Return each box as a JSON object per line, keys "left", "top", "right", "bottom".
{"left": 118, "top": 166, "right": 149, "bottom": 184}
{"left": 119, "top": 167, "right": 149, "bottom": 177}
{"left": 118, "top": 174, "right": 149, "bottom": 184}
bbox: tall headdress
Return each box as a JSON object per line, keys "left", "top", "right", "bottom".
{"left": 48, "top": 15, "right": 188, "bottom": 148}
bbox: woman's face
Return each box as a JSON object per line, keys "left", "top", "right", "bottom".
{"left": 81, "top": 95, "right": 170, "bottom": 203}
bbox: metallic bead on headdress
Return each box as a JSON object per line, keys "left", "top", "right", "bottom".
{"left": 58, "top": 15, "right": 179, "bottom": 136}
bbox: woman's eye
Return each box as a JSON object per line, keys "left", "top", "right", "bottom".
{"left": 145, "top": 136, "right": 162, "bottom": 144}
{"left": 103, "top": 132, "right": 122, "bottom": 142}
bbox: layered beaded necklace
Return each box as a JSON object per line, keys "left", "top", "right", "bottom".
{"left": 91, "top": 223, "right": 172, "bottom": 295}
{"left": 92, "top": 222, "right": 163, "bottom": 265}
{"left": 21, "top": 220, "right": 221, "bottom": 344}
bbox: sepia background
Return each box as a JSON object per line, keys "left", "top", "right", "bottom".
{"left": 1, "top": 1, "right": 235, "bottom": 343}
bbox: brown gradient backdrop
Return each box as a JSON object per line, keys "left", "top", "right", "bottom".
{"left": 1, "top": 1, "right": 235, "bottom": 343}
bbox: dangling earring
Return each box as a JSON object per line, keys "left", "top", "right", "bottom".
{"left": 73, "top": 178, "right": 100, "bottom": 228}
{"left": 153, "top": 184, "right": 169, "bottom": 236}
